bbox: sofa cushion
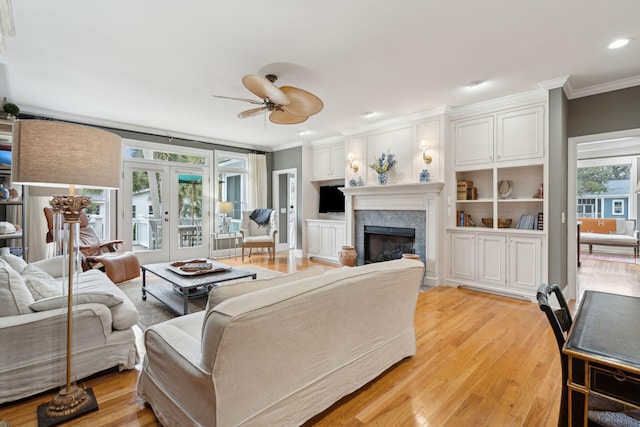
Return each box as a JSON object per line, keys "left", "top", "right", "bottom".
{"left": 22, "top": 264, "right": 62, "bottom": 300}
{"left": 0, "top": 264, "right": 35, "bottom": 316}
{"left": 205, "top": 266, "right": 325, "bottom": 310}
{"left": 29, "top": 291, "right": 123, "bottom": 312}
{"left": 75, "top": 269, "right": 139, "bottom": 330}
{"left": 1, "top": 253, "right": 28, "bottom": 275}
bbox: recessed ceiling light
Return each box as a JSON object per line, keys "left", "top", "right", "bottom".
{"left": 608, "top": 38, "right": 631, "bottom": 49}
{"left": 465, "top": 80, "right": 485, "bottom": 89}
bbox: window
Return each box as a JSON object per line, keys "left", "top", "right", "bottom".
{"left": 125, "top": 147, "right": 206, "bottom": 165}
{"left": 577, "top": 198, "right": 599, "bottom": 218}
{"left": 77, "top": 188, "right": 110, "bottom": 240}
{"left": 216, "top": 152, "right": 248, "bottom": 232}
{"left": 612, "top": 199, "right": 624, "bottom": 216}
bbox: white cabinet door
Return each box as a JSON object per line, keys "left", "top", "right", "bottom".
{"left": 333, "top": 223, "right": 345, "bottom": 253}
{"left": 496, "top": 106, "right": 544, "bottom": 163}
{"left": 312, "top": 144, "right": 345, "bottom": 180}
{"left": 477, "top": 233, "right": 506, "bottom": 286}
{"left": 307, "top": 222, "right": 321, "bottom": 255}
{"left": 330, "top": 145, "right": 345, "bottom": 178}
{"left": 306, "top": 220, "right": 344, "bottom": 263}
{"left": 454, "top": 116, "right": 494, "bottom": 166}
{"left": 450, "top": 232, "right": 476, "bottom": 281}
{"left": 312, "top": 148, "right": 331, "bottom": 180}
{"left": 508, "top": 235, "right": 542, "bottom": 291}
{"left": 320, "top": 224, "right": 335, "bottom": 257}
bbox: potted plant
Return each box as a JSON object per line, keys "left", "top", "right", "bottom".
{"left": 1, "top": 98, "right": 19, "bottom": 120}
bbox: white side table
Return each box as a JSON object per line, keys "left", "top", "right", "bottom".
{"left": 211, "top": 231, "right": 240, "bottom": 260}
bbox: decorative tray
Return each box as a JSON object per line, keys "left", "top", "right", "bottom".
{"left": 167, "top": 259, "right": 232, "bottom": 276}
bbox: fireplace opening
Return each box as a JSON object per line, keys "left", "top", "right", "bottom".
{"left": 364, "top": 226, "right": 415, "bottom": 264}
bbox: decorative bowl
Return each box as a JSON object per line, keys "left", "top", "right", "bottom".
{"left": 481, "top": 218, "right": 512, "bottom": 228}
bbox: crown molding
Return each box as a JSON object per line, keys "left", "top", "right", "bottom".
{"left": 569, "top": 75, "right": 640, "bottom": 99}
{"left": 20, "top": 105, "right": 266, "bottom": 151}
{"left": 271, "top": 140, "right": 304, "bottom": 152}
{"left": 341, "top": 106, "right": 448, "bottom": 137}
{"left": 448, "top": 88, "right": 547, "bottom": 118}
{"left": 309, "top": 135, "right": 345, "bottom": 148}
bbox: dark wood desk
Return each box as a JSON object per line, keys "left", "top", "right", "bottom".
{"left": 563, "top": 291, "right": 640, "bottom": 426}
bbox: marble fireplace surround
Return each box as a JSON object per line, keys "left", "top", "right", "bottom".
{"left": 341, "top": 182, "right": 443, "bottom": 286}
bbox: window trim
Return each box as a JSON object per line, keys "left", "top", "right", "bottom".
{"left": 612, "top": 199, "right": 625, "bottom": 216}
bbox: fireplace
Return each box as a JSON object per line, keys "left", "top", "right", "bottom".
{"left": 341, "top": 182, "right": 443, "bottom": 286}
{"left": 364, "top": 226, "right": 415, "bottom": 264}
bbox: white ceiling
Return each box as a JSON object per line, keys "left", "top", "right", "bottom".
{"left": 1, "top": 1, "right": 639, "bottom": 151}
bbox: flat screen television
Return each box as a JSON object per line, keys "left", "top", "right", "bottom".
{"left": 318, "top": 185, "right": 345, "bottom": 213}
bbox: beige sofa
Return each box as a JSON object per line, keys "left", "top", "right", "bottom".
{"left": 579, "top": 218, "right": 639, "bottom": 257}
{"left": 137, "top": 259, "right": 423, "bottom": 426}
{"left": 0, "top": 254, "right": 139, "bottom": 404}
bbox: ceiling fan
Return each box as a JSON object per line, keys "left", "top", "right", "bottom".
{"left": 212, "top": 74, "right": 323, "bottom": 124}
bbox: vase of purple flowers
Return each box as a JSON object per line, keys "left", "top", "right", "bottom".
{"left": 369, "top": 150, "right": 396, "bottom": 185}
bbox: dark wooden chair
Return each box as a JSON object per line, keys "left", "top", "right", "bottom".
{"left": 537, "top": 284, "right": 638, "bottom": 427}
{"left": 537, "top": 283, "right": 572, "bottom": 427}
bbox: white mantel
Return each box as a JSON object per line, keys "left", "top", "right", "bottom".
{"left": 341, "top": 181, "right": 444, "bottom": 287}
{"left": 341, "top": 182, "right": 443, "bottom": 210}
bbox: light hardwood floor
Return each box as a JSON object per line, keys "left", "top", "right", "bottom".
{"left": 1, "top": 251, "right": 637, "bottom": 426}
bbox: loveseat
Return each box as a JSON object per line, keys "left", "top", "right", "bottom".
{"left": 0, "top": 254, "right": 139, "bottom": 404}
{"left": 579, "top": 218, "right": 639, "bottom": 258}
{"left": 137, "top": 258, "right": 424, "bottom": 426}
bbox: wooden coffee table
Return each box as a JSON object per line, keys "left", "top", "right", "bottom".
{"left": 140, "top": 260, "right": 256, "bottom": 315}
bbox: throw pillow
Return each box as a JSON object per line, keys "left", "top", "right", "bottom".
{"left": 0, "top": 266, "right": 35, "bottom": 316}
{"left": 1, "top": 253, "right": 28, "bottom": 275}
{"left": 30, "top": 292, "right": 123, "bottom": 312}
{"left": 206, "top": 266, "right": 325, "bottom": 310}
{"left": 22, "top": 264, "right": 62, "bottom": 300}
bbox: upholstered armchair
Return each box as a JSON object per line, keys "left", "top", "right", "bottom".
{"left": 239, "top": 209, "right": 278, "bottom": 261}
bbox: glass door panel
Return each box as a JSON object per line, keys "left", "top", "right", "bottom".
{"left": 172, "top": 169, "right": 209, "bottom": 260}
{"left": 124, "top": 163, "right": 169, "bottom": 264}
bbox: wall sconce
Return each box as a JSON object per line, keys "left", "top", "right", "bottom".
{"left": 419, "top": 140, "right": 432, "bottom": 164}
{"left": 347, "top": 152, "right": 359, "bottom": 172}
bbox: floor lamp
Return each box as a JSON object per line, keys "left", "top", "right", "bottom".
{"left": 11, "top": 119, "right": 122, "bottom": 426}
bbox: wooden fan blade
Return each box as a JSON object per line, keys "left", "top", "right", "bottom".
{"left": 238, "top": 107, "right": 266, "bottom": 119}
{"left": 269, "top": 109, "right": 308, "bottom": 124}
{"left": 211, "top": 95, "right": 264, "bottom": 105}
{"left": 242, "top": 74, "right": 290, "bottom": 106}
{"left": 280, "top": 86, "right": 323, "bottom": 117}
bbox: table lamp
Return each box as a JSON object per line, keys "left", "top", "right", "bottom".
{"left": 218, "top": 201, "right": 233, "bottom": 233}
{"left": 11, "top": 119, "right": 121, "bottom": 426}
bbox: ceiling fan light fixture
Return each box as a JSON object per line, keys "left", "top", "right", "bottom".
{"left": 213, "top": 74, "right": 323, "bottom": 124}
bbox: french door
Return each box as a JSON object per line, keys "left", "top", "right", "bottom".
{"left": 123, "top": 162, "right": 210, "bottom": 264}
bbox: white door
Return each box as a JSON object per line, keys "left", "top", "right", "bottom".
{"left": 123, "top": 162, "right": 210, "bottom": 264}
{"left": 272, "top": 168, "right": 297, "bottom": 252}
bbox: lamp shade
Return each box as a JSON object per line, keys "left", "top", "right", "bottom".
{"left": 217, "top": 201, "right": 234, "bottom": 215}
{"left": 11, "top": 120, "right": 122, "bottom": 189}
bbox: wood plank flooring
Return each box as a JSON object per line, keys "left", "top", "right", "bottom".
{"left": 1, "top": 251, "right": 636, "bottom": 426}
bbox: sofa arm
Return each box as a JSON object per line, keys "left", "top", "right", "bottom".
{"left": 0, "top": 304, "right": 113, "bottom": 370}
